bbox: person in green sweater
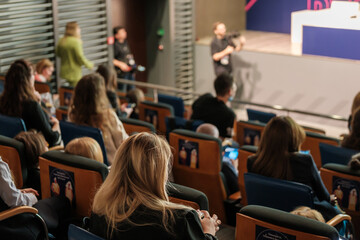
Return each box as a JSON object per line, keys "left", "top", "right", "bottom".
{"left": 56, "top": 21, "right": 94, "bottom": 87}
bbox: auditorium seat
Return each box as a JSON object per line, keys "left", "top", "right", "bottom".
{"left": 55, "top": 106, "right": 68, "bottom": 121}
{"left": 68, "top": 224, "right": 104, "bottom": 240}
{"left": 158, "top": 93, "right": 185, "bottom": 118}
{"left": 0, "top": 114, "right": 27, "bottom": 138}
{"left": 59, "top": 85, "right": 74, "bottom": 107}
{"left": 39, "top": 150, "right": 108, "bottom": 217}
{"left": 246, "top": 108, "right": 276, "bottom": 123}
{"left": 165, "top": 116, "right": 203, "bottom": 138}
{"left": 168, "top": 183, "right": 209, "bottom": 211}
{"left": 235, "top": 120, "right": 265, "bottom": 146}
{"left": 138, "top": 101, "right": 174, "bottom": 135}
{"left": 0, "top": 135, "right": 27, "bottom": 189}
{"left": 320, "top": 143, "right": 359, "bottom": 166}
{"left": 60, "top": 121, "right": 108, "bottom": 165}
{"left": 301, "top": 132, "right": 340, "bottom": 169}
{"left": 118, "top": 117, "right": 155, "bottom": 135}
{"left": 34, "top": 81, "right": 51, "bottom": 94}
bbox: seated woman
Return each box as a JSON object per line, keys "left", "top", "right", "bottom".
{"left": 126, "top": 88, "right": 145, "bottom": 119}
{"left": 247, "top": 116, "right": 340, "bottom": 221}
{"left": 341, "top": 107, "right": 360, "bottom": 151}
{"left": 14, "top": 131, "right": 48, "bottom": 194}
{"left": 68, "top": 73, "right": 128, "bottom": 165}
{"left": 35, "top": 59, "right": 54, "bottom": 83}
{"left": 65, "top": 137, "right": 103, "bottom": 163}
{"left": 0, "top": 59, "right": 61, "bottom": 147}
{"left": 89, "top": 132, "right": 220, "bottom": 239}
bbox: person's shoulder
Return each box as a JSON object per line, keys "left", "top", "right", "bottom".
{"left": 291, "top": 153, "right": 313, "bottom": 165}
{"left": 22, "top": 100, "right": 39, "bottom": 109}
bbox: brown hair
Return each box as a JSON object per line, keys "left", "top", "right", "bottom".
{"left": 65, "top": 137, "right": 103, "bottom": 163}
{"left": 65, "top": 21, "right": 80, "bottom": 38}
{"left": 351, "top": 92, "right": 360, "bottom": 116}
{"left": 14, "top": 130, "right": 48, "bottom": 169}
{"left": 291, "top": 206, "right": 325, "bottom": 223}
{"left": 342, "top": 107, "right": 360, "bottom": 151}
{"left": 213, "top": 21, "right": 224, "bottom": 31}
{"left": 0, "top": 59, "right": 37, "bottom": 116}
{"left": 252, "top": 116, "right": 306, "bottom": 180}
{"left": 68, "top": 73, "right": 111, "bottom": 130}
{"left": 96, "top": 65, "right": 117, "bottom": 92}
{"left": 36, "top": 59, "right": 53, "bottom": 75}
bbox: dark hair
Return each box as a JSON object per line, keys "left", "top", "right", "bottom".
{"left": 252, "top": 116, "right": 306, "bottom": 180}
{"left": 96, "top": 65, "right": 117, "bottom": 91}
{"left": 69, "top": 73, "right": 110, "bottom": 130}
{"left": 0, "top": 59, "right": 37, "bottom": 116}
{"left": 214, "top": 73, "right": 233, "bottom": 97}
{"left": 342, "top": 107, "right": 360, "bottom": 151}
{"left": 349, "top": 153, "right": 360, "bottom": 170}
{"left": 113, "top": 26, "right": 125, "bottom": 36}
{"left": 14, "top": 130, "right": 47, "bottom": 169}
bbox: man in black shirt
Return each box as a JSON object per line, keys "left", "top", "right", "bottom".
{"left": 113, "top": 26, "right": 135, "bottom": 91}
{"left": 191, "top": 74, "right": 237, "bottom": 139}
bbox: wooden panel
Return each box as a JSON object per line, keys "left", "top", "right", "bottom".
{"left": 34, "top": 82, "right": 51, "bottom": 94}
{"left": 236, "top": 121, "right": 265, "bottom": 146}
{"left": 58, "top": 87, "right": 73, "bottom": 106}
{"left": 138, "top": 103, "right": 172, "bottom": 135}
{"left": 0, "top": 145, "right": 23, "bottom": 188}
{"left": 122, "top": 123, "right": 152, "bottom": 135}
{"left": 237, "top": 149, "right": 254, "bottom": 206}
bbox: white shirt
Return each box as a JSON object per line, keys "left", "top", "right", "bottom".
{"left": 0, "top": 157, "right": 38, "bottom": 208}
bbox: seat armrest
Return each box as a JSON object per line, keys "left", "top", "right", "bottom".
{"left": 228, "top": 191, "right": 242, "bottom": 201}
{"left": 326, "top": 214, "right": 351, "bottom": 227}
{"left": 0, "top": 206, "right": 38, "bottom": 221}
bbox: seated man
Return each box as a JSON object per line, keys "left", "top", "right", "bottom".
{"left": 196, "top": 123, "right": 239, "bottom": 195}
{"left": 191, "top": 74, "right": 237, "bottom": 139}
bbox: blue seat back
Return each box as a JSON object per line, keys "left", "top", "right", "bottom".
{"left": 0, "top": 114, "right": 27, "bottom": 138}
{"left": 246, "top": 108, "right": 276, "bottom": 123}
{"left": 319, "top": 143, "right": 359, "bottom": 166}
{"left": 68, "top": 224, "right": 104, "bottom": 240}
{"left": 244, "top": 173, "right": 314, "bottom": 212}
{"left": 158, "top": 93, "right": 185, "bottom": 118}
{"left": 165, "top": 116, "right": 203, "bottom": 137}
{"left": 60, "top": 121, "right": 108, "bottom": 165}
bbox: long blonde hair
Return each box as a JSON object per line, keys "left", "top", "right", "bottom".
{"left": 92, "top": 133, "right": 188, "bottom": 235}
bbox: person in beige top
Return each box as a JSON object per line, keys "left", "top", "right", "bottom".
{"left": 68, "top": 73, "right": 128, "bottom": 165}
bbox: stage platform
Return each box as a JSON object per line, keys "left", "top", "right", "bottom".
{"left": 195, "top": 30, "right": 360, "bottom": 137}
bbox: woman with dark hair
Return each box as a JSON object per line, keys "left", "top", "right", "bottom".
{"left": 0, "top": 59, "right": 61, "bottom": 147}
{"left": 90, "top": 133, "right": 220, "bottom": 239}
{"left": 247, "top": 116, "right": 340, "bottom": 221}
{"left": 68, "top": 73, "right": 128, "bottom": 165}
{"left": 342, "top": 107, "right": 360, "bottom": 151}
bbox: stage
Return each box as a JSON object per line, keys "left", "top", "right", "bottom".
{"left": 194, "top": 30, "right": 360, "bottom": 137}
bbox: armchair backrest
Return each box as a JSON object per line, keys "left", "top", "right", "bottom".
{"left": 39, "top": 151, "right": 108, "bottom": 217}
{"left": 34, "top": 81, "right": 51, "bottom": 94}
{"left": 68, "top": 224, "right": 104, "bottom": 240}
{"left": 246, "top": 108, "right": 276, "bottom": 123}
{"left": 0, "top": 114, "right": 27, "bottom": 138}
{"left": 319, "top": 143, "right": 359, "bottom": 166}
{"left": 235, "top": 120, "right": 265, "bottom": 146}
{"left": 55, "top": 106, "right": 68, "bottom": 121}
{"left": 118, "top": 117, "right": 155, "bottom": 135}
{"left": 59, "top": 86, "right": 74, "bottom": 107}
{"left": 238, "top": 145, "right": 257, "bottom": 206}
{"left": 158, "top": 93, "right": 185, "bottom": 118}
{"left": 138, "top": 101, "right": 174, "bottom": 134}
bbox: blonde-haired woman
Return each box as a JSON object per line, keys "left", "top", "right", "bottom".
{"left": 89, "top": 133, "right": 220, "bottom": 239}
{"left": 56, "top": 21, "right": 93, "bottom": 86}
{"left": 65, "top": 137, "right": 104, "bottom": 163}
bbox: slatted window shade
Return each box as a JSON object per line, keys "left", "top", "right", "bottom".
{"left": 0, "top": 0, "right": 55, "bottom": 73}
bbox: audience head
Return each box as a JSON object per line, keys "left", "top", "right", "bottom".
{"left": 291, "top": 206, "right": 325, "bottom": 223}
{"left": 113, "top": 26, "right": 127, "bottom": 42}
{"left": 126, "top": 88, "right": 145, "bottom": 107}
{"left": 213, "top": 22, "right": 226, "bottom": 38}
{"left": 65, "top": 137, "right": 103, "bottom": 163}
{"left": 351, "top": 92, "right": 360, "bottom": 116}
{"left": 65, "top": 21, "right": 80, "bottom": 38}
{"left": 14, "top": 130, "right": 48, "bottom": 169}
{"left": 0, "top": 59, "right": 37, "bottom": 116}
{"left": 196, "top": 123, "right": 219, "bottom": 138}
{"left": 36, "top": 59, "right": 54, "bottom": 81}
{"left": 69, "top": 73, "right": 110, "bottom": 128}
{"left": 92, "top": 132, "right": 185, "bottom": 232}
{"left": 342, "top": 107, "right": 360, "bottom": 151}
{"left": 252, "top": 116, "right": 306, "bottom": 179}
{"left": 349, "top": 153, "right": 360, "bottom": 170}
{"left": 96, "top": 65, "right": 117, "bottom": 91}
{"left": 214, "top": 73, "right": 236, "bottom": 101}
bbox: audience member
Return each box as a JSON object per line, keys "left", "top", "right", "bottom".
{"left": 56, "top": 21, "right": 93, "bottom": 86}
{"left": 0, "top": 59, "right": 61, "bottom": 147}
{"left": 196, "top": 123, "right": 239, "bottom": 194}
{"left": 349, "top": 153, "right": 360, "bottom": 170}
{"left": 126, "top": 88, "right": 145, "bottom": 119}
{"left": 191, "top": 73, "right": 237, "bottom": 139}
{"left": 68, "top": 73, "right": 128, "bottom": 165}
{"left": 291, "top": 206, "right": 325, "bottom": 223}
{"left": 14, "top": 131, "right": 48, "bottom": 194}
{"left": 35, "top": 59, "right": 54, "bottom": 82}
{"left": 89, "top": 132, "right": 220, "bottom": 239}
{"left": 247, "top": 116, "right": 341, "bottom": 221}
{"left": 65, "top": 137, "right": 104, "bottom": 163}
{"left": 347, "top": 92, "right": 360, "bottom": 130}
{"left": 342, "top": 107, "right": 360, "bottom": 151}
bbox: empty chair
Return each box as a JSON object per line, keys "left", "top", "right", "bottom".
{"left": 118, "top": 117, "right": 155, "bottom": 135}
{"left": 235, "top": 120, "right": 265, "bottom": 146}
{"left": 0, "top": 114, "right": 27, "bottom": 138}
{"left": 302, "top": 132, "right": 340, "bottom": 169}
{"left": 158, "top": 93, "right": 185, "bottom": 118}
{"left": 39, "top": 150, "right": 108, "bottom": 217}
{"left": 68, "top": 224, "right": 104, "bottom": 240}
{"left": 246, "top": 108, "right": 276, "bottom": 123}
{"left": 320, "top": 143, "right": 359, "bottom": 166}
{"left": 60, "top": 121, "right": 108, "bottom": 165}
{"left": 138, "top": 101, "right": 174, "bottom": 134}
{"left": 236, "top": 205, "right": 341, "bottom": 240}
{"left": 58, "top": 85, "right": 74, "bottom": 106}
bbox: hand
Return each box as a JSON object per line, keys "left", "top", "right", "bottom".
{"left": 225, "top": 46, "right": 234, "bottom": 54}
{"left": 120, "top": 103, "right": 134, "bottom": 117}
{"left": 231, "top": 158, "right": 238, "bottom": 171}
{"left": 50, "top": 116, "right": 60, "bottom": 133}
{"left": 21, "top": 188, "right": 39, "bottom": 196}
{"left": 197, "top": 210, "right": 221, "bottom": 236}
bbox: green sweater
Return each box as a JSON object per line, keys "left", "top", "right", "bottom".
{"left": 56, "top": 36, "right": 94, "bottom": 86}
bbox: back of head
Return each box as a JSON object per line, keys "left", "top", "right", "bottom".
{"left": 65, "top": 21, "right": 80, "bottom": 38}
{"left": 92, "top": 132, "right": 185, "bottom": 232}
{"left": 126, "top": 88, "right": 145, "bottom": 106}
{"left": 252, "top": 116, "right": 305, "bottom": 180}
{"left": 14, "top": 130, "right": 47, "bottom": 169}
{"left": 96, "top": 65, "right": 117, "bottom": 91}
{"left": 69, "top": 73, "right": 110, "bottom": 128}
{"left": 65, "top": 137, "right": 103, "bottom": 163}
{"left": 113, "top": 26, "right": 125, "bottom": 36}
{"left": 196, "top": 123, "right": 219, "bottom": 138}
{"left": 214, "top": 73, "right": 233, "bottom": 97}
{"left": 36, "top": 59, "right": 53, "bottom": 75}
{"left": 291, "top": 206, "right": 325, "bottom": 223}
{"left": 0, "top": 59, "right": 36, "bottom": 116}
